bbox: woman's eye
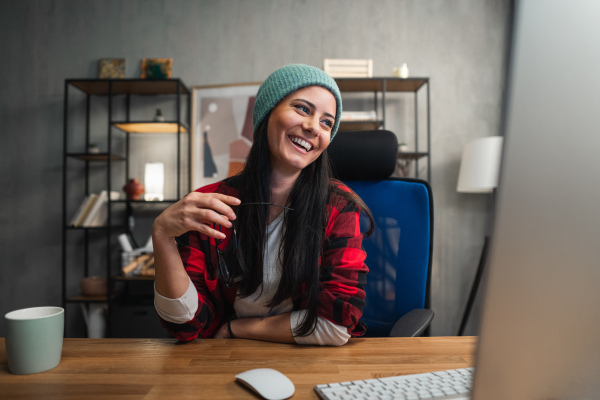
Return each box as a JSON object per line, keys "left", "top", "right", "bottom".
{"left": 295, "top": 104, "right": 310, "bottom": 113}
{"left": 321, "top": 119, "right": 333, "bottom": 129}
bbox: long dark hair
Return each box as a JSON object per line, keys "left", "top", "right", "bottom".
{"left": 223, "top": 115, "right": 373, "bottom": 336}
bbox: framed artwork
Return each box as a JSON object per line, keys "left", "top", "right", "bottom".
{"left": 141, "top": 58, "right": 172, "bottom": 79}
{"left": 98, "top": 58, "right": 125, "bottom": 78}
{"left": 191, "top": 82, "right": 261, "bottom": 190}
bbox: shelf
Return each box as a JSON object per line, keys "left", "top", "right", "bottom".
{"left": 113, "top": 122, "right": 188, "bottom": 134}
{"left": 65, "top": 225, "right": 125, "bottom": 230}
{"left": 66, "top": 293, "right": 118, "bottom": 303}
{"left": 62, "top": 77, "right": 194, "bottom": 336}
{"left": 335, "top": 76, "right": 431, "bottom": 182}
{"left": 397, "top": 152, "right": 429, "bottom": 160}
{"left": 339, "top": 120, "right": 384, "bottom": 131}
{"left": 112, "top": 275, "right": 155, "bottom": 281}
{"left": 335, "top": 77, "right": 428, "bottom": 92}
{"left": 112, "top": 199, "right": 179, "bottom": 204}
{"left": 67, "top": 153, "right": 125, "bottom": 161}
{"left": 66, "top": 226, "right": 108, "bottom": 230}
{"left": 68, "top": 79, "right": 190, "bottom": 95}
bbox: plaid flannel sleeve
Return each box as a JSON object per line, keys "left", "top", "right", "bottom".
{"left": 157, "top": 231, "right": 230, "bottom": 341}
{"left": 157, "top": 183, "right": 236, "bottom": 341}
{"left": 318, "top": 195, "right": 368, "bottom": 337}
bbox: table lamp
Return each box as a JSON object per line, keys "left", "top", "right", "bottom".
{"left": 144, "top": 162, "right": 164, "bottom": 201}
{"left": 456, "top": 136, "right": 503, "bottom": 335}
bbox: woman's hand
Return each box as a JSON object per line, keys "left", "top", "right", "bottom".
{"left": 153, "top": 192, "right": 241, "bottom": 241}
{"left": 213, "top": 321, "right": 232, "bottom": 339}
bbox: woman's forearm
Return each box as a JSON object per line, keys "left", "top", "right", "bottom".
{"left": 228, "top": 313, "right": 296, "bottom": 344}
{"left": 153, "top": 225, "right": 191, "bottom": 299}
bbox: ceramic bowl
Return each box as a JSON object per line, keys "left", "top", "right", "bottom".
{"left": 80, "top": 276, "right": 107, "bottom": 297}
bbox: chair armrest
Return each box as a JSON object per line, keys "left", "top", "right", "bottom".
{"left": 389, "top": 309, "right": 435, "bottom": 337}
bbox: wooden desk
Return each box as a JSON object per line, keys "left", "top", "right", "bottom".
{"left": 0, "top": 337, "right": 476, "bottom": 399}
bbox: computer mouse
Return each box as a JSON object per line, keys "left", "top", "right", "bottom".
{"left": 235, "top": 368, "right": 295, "bottom": 400}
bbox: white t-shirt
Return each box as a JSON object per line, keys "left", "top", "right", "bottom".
{"left": 154, "top": 212, "right": 350, "bottom": 346}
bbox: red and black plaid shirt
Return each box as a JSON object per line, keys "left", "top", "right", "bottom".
{"left": 159, "top": 180, "right": 368, "bottom": 341}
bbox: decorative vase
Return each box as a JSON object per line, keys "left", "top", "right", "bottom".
{"left": 123, "top": 178, "right": 145, "bottom": 200}
{"left": 393, "top": 63, "right": 410, "bottom": 79}
{"left": 85, "top": 303, "right": 107, "bottom": 338}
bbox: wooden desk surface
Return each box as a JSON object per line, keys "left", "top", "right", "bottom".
{"left": 0, "top": 337, "right": 476, "bottom": 399}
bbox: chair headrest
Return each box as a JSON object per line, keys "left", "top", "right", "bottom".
{"left": 328, "top": 130, "right": 398, "bottom": 181}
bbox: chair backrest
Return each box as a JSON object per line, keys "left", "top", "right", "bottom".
{"left": 329, "top": 130, "right": 433, "bottom": 337}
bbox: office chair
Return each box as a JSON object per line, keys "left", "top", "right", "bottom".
{"left": 328, "top": 130, "right": 434, "bottom": 337}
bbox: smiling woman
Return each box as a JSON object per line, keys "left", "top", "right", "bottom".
{"left": 152, "top": 64, "right": 374, "bottom": 346}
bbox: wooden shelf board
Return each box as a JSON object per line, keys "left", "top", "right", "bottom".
{"left": 66, "top": 293, "right": 118, "bottom": 303}
{"left": 385, "top": 78, "right": 428, "bottom": 92}
{"left": 112, "top": 199, "right": 179, "bottom": 204}
{"left": 68, "top": 79, "right": 190, "bottom": 95}
{"left": 66, "top": 225, "right": 125, "bottom": 230}
{"left": 113, "top": 275, "right": 155, "bottom": 281}
{"left": 339, "top": 121, "right": 384, "bottom": 131}
{"left": 67, "top": 153, "right": 125, "bottom": 161}
{"left": 66, "top": 226, "right": 109, "bottom": 230}
{"left": 397, "top": 152, "right": 429, "bottom": 160}
{"left": 335, "top": 77, "right": 428, "bottom": 92}
{"left": 113, "top": 122, "right": 188, "bottom": 134}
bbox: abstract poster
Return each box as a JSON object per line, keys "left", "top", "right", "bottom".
{"left": 192, "top": 83, "right": 261, "bottom": 189}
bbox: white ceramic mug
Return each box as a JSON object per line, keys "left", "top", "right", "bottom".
{"left": 4, "top": 306, "right": 64, "bottom": 375}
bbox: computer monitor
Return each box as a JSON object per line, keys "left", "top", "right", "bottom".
{"left": 472, "top": 0, "right": 600, "bottom": 398}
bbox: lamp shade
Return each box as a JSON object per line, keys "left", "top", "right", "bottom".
{"left": 144, "top": 162, "right": 164, "bottom": 201}
{"left": 457, "top": 136, "right": 503, "bottom": 193}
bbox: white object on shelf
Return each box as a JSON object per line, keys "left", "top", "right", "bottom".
{"left": 324, "top": 58, "right": 373, "bottom": 78}
{"left": 118, "top": 233, "right": 134, "bottom": 252}
{"left": 121, "top": 235, "right": 154, "bottom": 269}
{"left": 393, "top": 63, "right": 410, "bottom": 78}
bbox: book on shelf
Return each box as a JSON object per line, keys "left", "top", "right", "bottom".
{"left": 82, "top": 190, "right": 108, "bottom": 227}
{"left": 69, "top": 195, "right": 89, "bottom": 226}
{"left": 70, "top": 194, "right": 98, "bottom": 227}
{"left": 340, "top": 110, "right": 377, "bottom": 121}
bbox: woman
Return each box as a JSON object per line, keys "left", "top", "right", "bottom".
{"left": 153, "top": 64, "right": 373, "bottom": 346}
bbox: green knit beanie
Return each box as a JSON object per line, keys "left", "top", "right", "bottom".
{"left": 253, "top": 64, "right": 343, "bottom": 140}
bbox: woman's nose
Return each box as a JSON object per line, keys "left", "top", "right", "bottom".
{"left": 302, "top": 116, "right": 319, "bottom": 135}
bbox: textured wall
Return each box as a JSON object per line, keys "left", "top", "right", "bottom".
{"left": 0, "top": 0, "right": 510, "bottom": 337}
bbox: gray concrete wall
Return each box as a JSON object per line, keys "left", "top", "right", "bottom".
{"left": 0, "top": 0, "right": 510, "bottom": 337}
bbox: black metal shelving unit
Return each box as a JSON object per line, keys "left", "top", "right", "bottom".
{"left": 334, "top": 77, "right": 431, "bottom": 182}
{"left": 61, "top": 78, "right": 191, "bottom": 337}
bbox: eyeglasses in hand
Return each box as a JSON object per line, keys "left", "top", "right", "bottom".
{"left": 213, "top": 202, "right": 293, "bottom": 288}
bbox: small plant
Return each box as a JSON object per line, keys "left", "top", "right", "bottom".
{"left": 88, "top": 143, "right": 100, "bottom": 154}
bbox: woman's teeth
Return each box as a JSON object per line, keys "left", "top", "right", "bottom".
{"left": 290, "top": 136, "right": 311, "bottom": 151}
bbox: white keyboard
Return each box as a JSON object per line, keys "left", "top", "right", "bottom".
{"left": 314, "top": 367, "right": 473, "bottom": 400}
